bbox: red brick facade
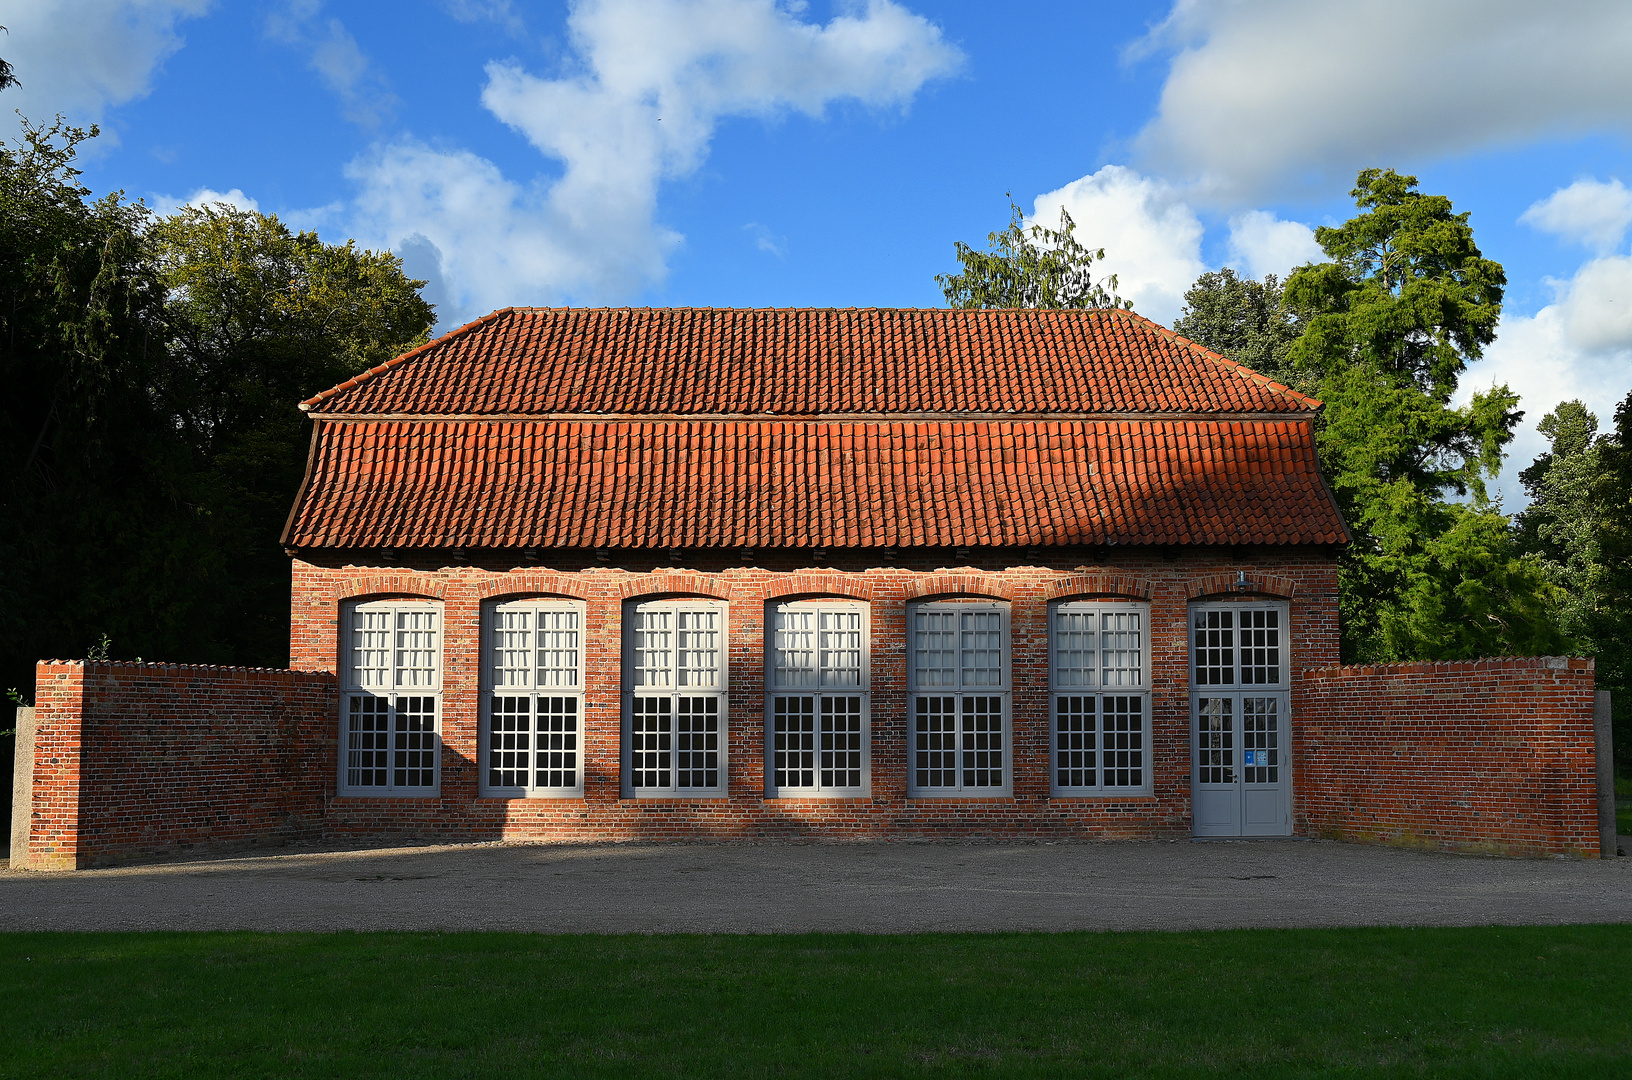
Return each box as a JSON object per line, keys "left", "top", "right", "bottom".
{"left": 290, "top": 545, "right": 1334, "bottom": 843}
{"left": 1295, "top": 657, "right": 1600, "bottom": 857}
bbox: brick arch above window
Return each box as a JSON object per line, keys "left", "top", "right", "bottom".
{"left": 1043, "top": 573, "right": 1156, "bottom": 602}
{"left": 335, "top": 573, "right": 448, "bottom": 601}
{"left": 749, "top": 573, "right": 876, "bottom": 603}
{"left": 1185, "top": 571, "right": 1298, "bottom": 600}
{"left": 476, "top": 572, "right": 595, "bottom": 601}
{"left": 615, "top": 572, "right": 732, "bottom": 601}
{"left": 901, "top": 573, "right": 1018, "bottom": 602}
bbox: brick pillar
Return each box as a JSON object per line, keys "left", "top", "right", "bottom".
{"left": 28, "top": 663, "right": 87, "bottom": 870}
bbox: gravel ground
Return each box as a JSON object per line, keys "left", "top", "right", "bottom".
{"left": 2, "top": 838, "right": 1630, "bottom": 933}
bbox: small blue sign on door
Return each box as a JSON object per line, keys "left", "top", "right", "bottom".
{"left": 1244, "top": 750, "right": 1257, "bottom": 766}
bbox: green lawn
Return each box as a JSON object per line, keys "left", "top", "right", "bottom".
{"left": 3, "top": 927, "right": 1629, "bottom": 1078}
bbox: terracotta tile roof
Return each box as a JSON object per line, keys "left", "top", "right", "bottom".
{"left": 301, "top": 307, "right": 1319, "bottom": 417}
{"left": 282, "top": 419, "right": 1347, "bottom": 549}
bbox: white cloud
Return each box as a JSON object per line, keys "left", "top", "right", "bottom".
{"left": 1459, "top": 257, "right": 1632, "bottom": 506}
{"left": 1132, "top": 0, "right": 1632, "bottom": 204}
{"left": 1520, "top": 178, "right": 1632, "bottom": 253}
{"left": 348, "top": 0, "right": 961, "bottom": 324}
{"left": 1225, "top": 210, "right": 1322, "bottom": 282}
{"left": 443, "top": 0, "right": 527, "bottom": 37}
{"left": 0, "top": 0, "right": 211, "bottom": 135}
{"left": 265, "top": 1, "right": 396, "bottom": 128}
{"left": 146, "top": 185, "right": 262, "bottom": 217}
{"left": 743, "top": 222, "right": 785, "bottom": 257}
{"left": 1029, "top": 165, "right": 1205, "bottom": 326}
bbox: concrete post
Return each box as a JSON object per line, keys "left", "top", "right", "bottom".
{"left": 9, "top": 706, "right": 35, "bottom": 868}
{"left": 1596, "top": 690, "right": 1616, "bottom": 858}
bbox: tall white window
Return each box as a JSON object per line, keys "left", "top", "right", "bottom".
{"left": 482, "top": 599, "right": 585, "bottom": 798}
{"left": 1050, "top": 600, "right": 1152, "bottom": 795}
{"left": 340, "top": 600, "right": 441, "bottom": 796}
{"left": 908, "top": 599, "right": 1010, "bottom": 796}
{"left": 766, "top": 600, "right": 870, "bottom": 797}
{"left": 623, "top": 598, "right": 728, "bottom": 797}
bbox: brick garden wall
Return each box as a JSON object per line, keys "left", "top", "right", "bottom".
{"left": 290, "top": 544, "right": 1341, "bottom": 844}
{"left": 23, "top": 662, "right": 337, "bottom": 869}
{"left": 1295, "top": 657, "right": 1599, "bottom": 857}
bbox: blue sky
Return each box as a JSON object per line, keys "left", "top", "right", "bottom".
{"left": 4, "top": 0, "right": 1631, "bottom": 503}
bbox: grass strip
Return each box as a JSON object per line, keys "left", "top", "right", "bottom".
{"left": 2, "top": 925, "right": 1629, "bottom": 1078}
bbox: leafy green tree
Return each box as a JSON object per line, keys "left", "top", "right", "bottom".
{"left": 1594, "top": 389, "right": 1632, "bottom": 693}
{"left": 938, "top": 198, "right": 1130, "bottom": 310}
{"left": 1281, "top": 168, "right": 1560, "bottom": 662}
{"left": 0, "top": 118, "right": 194, "bottom": 698}
{"left": 0, "top": 123, "right": 434, "bottom": 703}
{"left": 1513, "top": 401, "right": 1606, "bottom": 646}
{"left": 147, "top": 204, "right": 435, "bottom": 666}
{"left": 1171, "top": 269, "right": 1306, "bottom": 391}
{"left": 0, "top": 25, "right": 17, "bottom": 92}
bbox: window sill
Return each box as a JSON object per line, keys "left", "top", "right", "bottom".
{"left": 478, "top": 790, "right": 586, "bottom": 801}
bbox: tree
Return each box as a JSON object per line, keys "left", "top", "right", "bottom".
{"left": 1171, "top": 269, "right": 1306, "bottom": 391}
{"left": 1280, "top": 168, "right": 1561, "bottom": 662}
{"left": 938, "top": 198, "right": 1130, "bottom": 310}
{"left": 1593, "top": 390, "right": 1632, "bottom": 691}
{"left": 1513, "top": 400, "right": 1606, "bottom": 645}
{"left": 0, "top": 26, "right": 17, "bottom": 92}
{"left": 147, "top": 204, "right": 435, "bottom": 666}
{"left": 0, "top": 122, "right": 435, "bottom": 702}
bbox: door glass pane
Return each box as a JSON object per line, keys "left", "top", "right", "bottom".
{"left": 1197, "top": 697, "right": 1234, "bottom": 784}
{"left": 1053, "top": 611, "right": 1095, "bottom": 687}
{"left": 1055, "top": 695, "right": 1095, "bottom": 788}
{"left": 1242, "top": 696, "right": 1280, "bottom": 783}
{"left": 1193, "top": 611, "right": 1234, "bottom": 686}
{"left": 1240, "top": 609, "right": 1281, "bottom": 685}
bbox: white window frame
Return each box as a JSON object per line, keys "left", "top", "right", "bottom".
{"left": 764, "top": 599, "right": 871, "bottom": 798}
{"left": 907, "top": 598, "right": 1012, "bottom": 797}
{"left": 621, "top": 597, "right": 729, "bottom": 798}
{"left": 1049, "top": 599, "right": 1153, "bottom": 796}
{"left": 480, "top": 597, "right": 586, "bottom": 799}
{"left": 1189, "top": 598, "right": 1294, "bottom": 812}
{"left": 1189, "top": 600, "right": 1291, "bottom": 690}
{"left": 338, "top": 599, "right": 442, "bottom": 797}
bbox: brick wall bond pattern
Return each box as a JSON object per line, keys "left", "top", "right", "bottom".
{"left": 26, "top": 662, "right": 337, "bottom": 869}
{"left": 290, "top": 545, "right": 1341, "bottom": 843}
{"left": 1295, "top": 657, "right": 1599, "bottom": 857}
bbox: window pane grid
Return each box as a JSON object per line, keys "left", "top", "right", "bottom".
{"left": 914, "top": 695, "right": 958, "bottom": 789}
{"left": 1053, "top": 612, "right": 1095, "bottom": 688}
{"left": 631, "top": 602, "right": 726, "bottom": 794}
{"left": 1239, "top": 609, "right": 1281, "bottom": 685}
{"left": 392, "top": 696, "right": 437, "bottom": 788}
{"left": 961, "top": 696, "right": 1004, "bottom": 788}
{"left": 1100, "top": 612, "right": 1142, "bottom": 687}
{"left": 1055, "top": 695, "right": 1096, "bottom": 788}
{"left": 1242, "top": 696, "right": 1280, "bottom": 783}
{"left": 912, "top": 603, "right": 1008, "bottom": 792}
{"left": 394, "top": 611, "right": 438, "bottom": 689}
{"left": 1197, "top": 697, "right": 1234, "bottom": 784}
{"left": 1193, "top": 610, "right": 1234, "bottom": 686}
{"left": 1101, "top": 695, "right": 1144, "bottom": 788}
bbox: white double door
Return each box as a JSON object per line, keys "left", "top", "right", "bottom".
{"left": 1191, "top": 691, "right": 1291, "bottom": 837}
